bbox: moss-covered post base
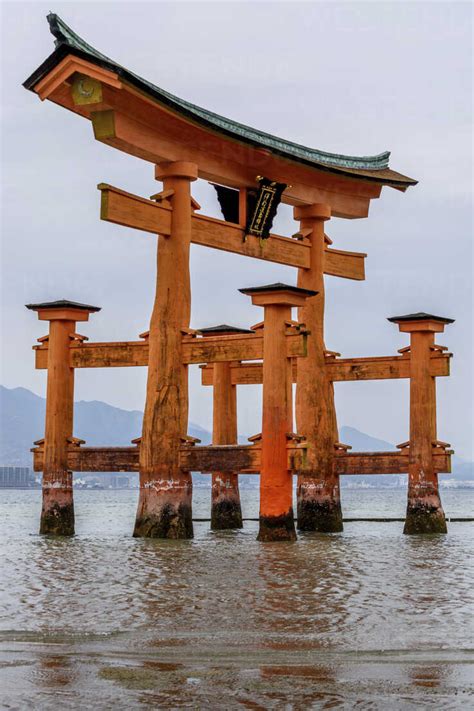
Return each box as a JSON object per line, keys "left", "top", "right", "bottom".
{"left": 404, "top": 486, "right": 447, "bottom": 534}
{"left": 297, "top": 481, "right": 343, "bottom": 532}
{"left": 257, "top": 511, "right": 297, "bottom": 542}
{"left": 211, "top": 474, "right": 243, "bottom": 530}
{"left": 133, "top": 478, "right": 193, "bottom": 539}
{"left": 40, "top": 473, "right": 75, "bottom": 536}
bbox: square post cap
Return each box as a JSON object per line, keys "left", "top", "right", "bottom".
{"left": 388, "top": 312, "right": 454, "bottom": 333}
{"left": 198, "top": 324, "right": 254, "bottom": 337}
{"left": 239, "top": 282, "right": 318, "bottom": 307}
{"left": 26, "top": 299, "right": 101, "bottom": 322}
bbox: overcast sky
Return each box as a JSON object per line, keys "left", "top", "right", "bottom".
{"left": 1, "top": 1, "right": 472, "bottom": 458}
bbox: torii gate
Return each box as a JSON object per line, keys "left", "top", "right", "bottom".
{"left": 25, "top": 14, "right": 454, "bottom": 540}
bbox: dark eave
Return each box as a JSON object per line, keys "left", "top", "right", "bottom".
{"left": 239, "top": 282, "right": 318, "bottom": 297}
{"left": 388, "top": 312, "right": 455, "bottom": 324}
{"left": 199, "top": 325, "right": 255, "bottom": 335}
{"left": 23, "top": 14, "right": 417, "bottom": 189}
{"left": 26, "top": 299, "right": 101, "bottom": 312}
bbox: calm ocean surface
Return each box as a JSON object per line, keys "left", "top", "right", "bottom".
{"left": 0, "top": 487, "right": 472, "bottom": 709}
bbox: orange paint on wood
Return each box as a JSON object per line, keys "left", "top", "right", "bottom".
{"left": 199, "top": 352, "right": 451, "bottom": 386}
{"left": 294, "top": 204, "right": 343, "bottom": 532}
{"left": 134, "top": 161, "right": 198, "bottom": 539}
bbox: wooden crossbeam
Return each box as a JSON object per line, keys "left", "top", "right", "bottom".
{"left": 98, "top": 184, "right": 366, "bottom": 278}
{"left": 200, "top": 352, "right": 451, "bottom": 385}
{"left": 33, "top": 331, "right": 307, "bottom": 369}
{"left": 32, "top": 445, "right": 451, "bottom": 475}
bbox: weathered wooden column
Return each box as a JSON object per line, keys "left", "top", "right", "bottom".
{"left": 388, "top": 313, "right": 454, "bottom": 534}
{"left": 26, "top": 299, "right": 100, "bottom": 535}
{"left": 240, "top": 284, "right": 316, "bottom": 542}
{"left": 200, "top": 326, "right": 252, "bottom": 529}
{"left": 293, "top": 204, "right": 343, "bottom": 532}
{"left": 134, "top": 161, "right": 198, "bottom": 539}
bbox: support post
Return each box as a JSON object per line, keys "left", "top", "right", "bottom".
{"left": 26, "top": 300, "right": 100, "bottom": 535}
{"left": 293, "top": 204, "right": 343, "bottom": 532}
{"left": 134, "top": 161, "right": 198, "bottom": 539}
{"left": 388, "top": 313, "right": 454, "bottom": 534}
{"left": 240, "top": 284, "right": 316, "bottom": 541}
{"left": 200, "top": 326, "right": 252, "bottom": 529}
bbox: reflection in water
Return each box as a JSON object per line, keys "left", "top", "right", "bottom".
{"left": 0, "top": 488, "right": 472, "bottom": 708}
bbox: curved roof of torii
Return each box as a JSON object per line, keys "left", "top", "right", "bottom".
{"left": 24, "top": 14, "right": 417, "bottom": 189}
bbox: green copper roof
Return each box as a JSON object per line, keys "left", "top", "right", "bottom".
{"left": 23, "top": 14, "right": 417, "bottom": 186}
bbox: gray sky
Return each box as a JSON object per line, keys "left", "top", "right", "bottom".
{"left": 1, "top": 1, "right": 473, "bottom": 458}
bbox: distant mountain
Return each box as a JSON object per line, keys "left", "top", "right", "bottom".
{"left": 1, "top": 386, "right": 472, "bottom": 483}
{"left": 0, "top": 385, "right": 210, "bottom": 467}
{"left": 339, "top": 426, "right": 393, "bottom": 452}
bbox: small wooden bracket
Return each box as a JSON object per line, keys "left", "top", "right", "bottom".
{"left": 398, "top": 346, "right": 411, "bottom": 355}
{"left": 432, "top": 439, "right": 451, "bottom": 449}
{"left": 181, "top": 435, "right": 201, "bottom": 446}
{"left": 248, "top": 433, "right": 262, "bottom": 444}
{"left": 33, "top": 438, "right": 45, "bottom": 447}
{"left": 181, "top": 328, "right": 200, "bottom": 338}
{"left": 149, "top": 189, "right": 174, "bottom": 206}
{"left": 325, "top": 350, "right": 341, "bottom": 359}
{"left": 139, "top": 331, "right": 150, "bottom": 340}
{"left": 334, "top": 442, "right": 352, "bottom": 451}
{"left": 285, "top": 320, "right": 307, "bottom": 332}
{"left": 396, "top": 440, "right": 410, "bottom": 450}
{"left": 324, "top": 233, "right": 333, "bottom": 245}
{"left": 69, "top": 332, "right": 89, "bottom": 342}
{"left": 131, "top": 437, "right": 142, "bottom": 445}
{"left": 431, "top": 344, "right": 448, "bottom": 352}
{"left": 292, "top": 227, "right": 312, "bottom": 241}
{"left": 190, "top": 196, "right": 201, "bottom": 211}
{"left": 37, "top": 335, "right": 49, "bottom": 343}
{"left": 68, "top": 436, "right": 86, "bottom": 447}
{"left": 250, "top": 321, "right": 264, "bottom": 331}
{"left": 286, "top": 432, "right": 306, "bottom": 443}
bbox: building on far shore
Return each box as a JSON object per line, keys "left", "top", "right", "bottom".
{"left": 0, "top": 467, "right": 37, "bottom": 488}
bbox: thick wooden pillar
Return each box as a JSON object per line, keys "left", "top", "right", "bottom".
{"left": 293, "top": 204, "right": 343, "bottom": 532}
{"left": 26, "top": 300, "right": 100, "bottom": 535}
{"left": 389, "top": 313, "right": 454, "bottom": 534}
{"left": 134, "top": 161, "right": 198, "bottom": 539}
{"left": 240, "top": 284, "right": 316, "bottom": 542}
{"left": 200, "top": 326, "right": 250, "bottom": 529}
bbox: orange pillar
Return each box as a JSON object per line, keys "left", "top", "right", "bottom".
{"left": 293, "top": 204, "right": 342, "bottom": 532}
{"left": 200, "top": 326, "right": 251, "bottom": 529}
{"left": 134, "top": 161, "right": 198, "bottom": 539}
{"left": 388, "top": 313, "right": 454, "bottom": 534}
{"left": 26, "top": 300, "right": 100, "bottom": 535}
{"left": 240, "top": 284, "right": 316, "bottom": 542}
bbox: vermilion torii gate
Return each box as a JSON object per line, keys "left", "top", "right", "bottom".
{"left": 25, "top": 14, "right": 454, "bottom": 539}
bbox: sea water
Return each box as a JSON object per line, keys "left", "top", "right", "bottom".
{"left": 0, "top": 488, "right": 472, "bottom": 708}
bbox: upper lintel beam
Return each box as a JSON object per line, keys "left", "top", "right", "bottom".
{"left": 98, "top": 183, "right": 366, "bottom": 277}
